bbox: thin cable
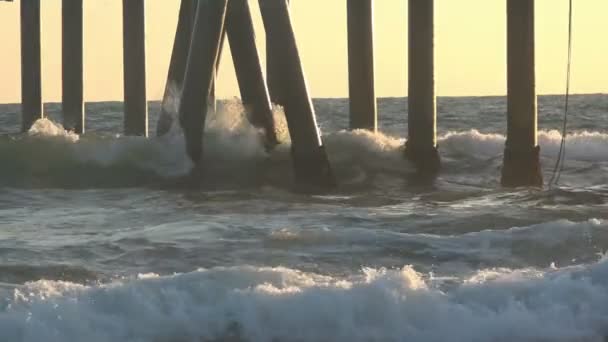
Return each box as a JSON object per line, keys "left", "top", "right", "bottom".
{"left": 549, "top": 0, "right": 573, "bottom": 187}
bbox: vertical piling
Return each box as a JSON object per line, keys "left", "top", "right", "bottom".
{"left": 502, "top": 0, "right": 542, "bottom": 187}
{"left": 266, "top": 0, "right": 289, "bottom": 107}
{"left": 158, "top": 0, "right": 197, "bottom": 137}
{"left": 179, "top": 0, "right": 228, "bottom": 165}
{"left": 347, "top": 0, "right": 377, "bottom": 131}
{"left": 406, "top": 0, "right": 440, "bottom": 175}
{"left": 259, "top": 0, "right": 335, "bottom": 188}
{"left": 20, "top": 0, "right": 43, "bottom": 132}
{"left": 226, "top": 0, "right": 278, "bottom": 147}
{"left": 122, "top": 0, "right": 148, "bottom": 136}
{"left": 62, "top": 0, "right": 84, "bottom": 134}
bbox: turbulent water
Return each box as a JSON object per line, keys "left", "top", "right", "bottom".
{"left": 1, "top": 95, "right": 608, "bottom": 341}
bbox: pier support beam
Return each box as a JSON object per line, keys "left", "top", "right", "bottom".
{"left": 179, "top": 0, "right": 228, "bottom": 165}
{"left": 158, "top": 0, "right": 197, "bottom": 137}
{"left": 266, "top": 0, "right": 288, "bottom": 106}
{"left": 406, "top": 0, "right": 440, "bottom": 176}
{"left": 122, "top": 0, "right": 148, "bottom": 136}
{"left": 20, "top": 0, "right": 43, "bottom": 132}
{"left": 347, "top": 0, "right": 377, "bottom": 131}
{"left": 62, "top": 0, "right": 84, "bottom": 134}
{"left": 259, "top": 0, "right": 335, "bottom": 188}
{"left": 226, "top": 0, "right": 278, "bottom": 147}
{"left": 502, "top": 0, "right": 542, "bottom": 187}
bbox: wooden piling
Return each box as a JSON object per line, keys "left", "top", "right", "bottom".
{"left": 406, "top": 0, "right": 440, "bottom": 175}
{"left": 502, "top": 0, "right": 542, "bottom": 187}
{"left": 158, "top": 0, "right": 197, "bottom": 137}
{"left": 20, "top": 0, "right": 43, "bottom": 132}
{"left": 266, "top": 0, "right": 289, "bottom": 107}
{"left": 179, "top": 0, "right": 228, "bottom": 165}
{"left": 62, "top": 0, "right": 84, "bottom": 134}
{"left": 122, "top": 0, "right": 148, "bottom": 136}
{"left": 347, "top": 0, "right": 377, "bottom": 131}
{"left": 259, "top": 0, "right": 335, "bottom": 188}
{"left": 226, "top": 0, "right": 278, "bottom": 147}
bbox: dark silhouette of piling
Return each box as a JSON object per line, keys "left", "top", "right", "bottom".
{"left": 266, "top": 0, "right": 289, "bottom": 107}
{"left": 179, "top": 0, "right": 228, "bottom": 165}
{"left": 226, "top": 0, "right": 278, "bottom": 147}
{"left": 20, "top": 0, "right": 43, "bottom": 132}
{"left": 158, "top": 0, "right": 197, "bottom": 137}
{"left": 259, "top": 0, "right": 335, "bottom": 188}
{"left": 502, "top": 0, "right": 542, "bottom": 187}
{"left": 122, "top": 0, "right": 148, "bottom": 136}
{"left": 347, "top": 0, "right": 377, "bottom": 131}
{"left": 406, "top": 0, "right": 440, "bottom": 176}
{"left": 62, "top": 0, "right": 84, "bottom": 134}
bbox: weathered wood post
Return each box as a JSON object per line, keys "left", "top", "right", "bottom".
{"left": 20, "top": 0, "right": 43, "bottom": 132}
{"left": 347, "top": 0, "right": 377, "bottom": 131}
{"left": 406, "top": 0, "right": 440, "bottom": 175}
{"left": 226, "top": 0, "right": 278, "bottom": 147}
{"left": 266, "top": 0, "right": 288, "bottom": 107}
{"left": 502, "top": 0, "right": 542, "bottom": 187}
{"left": 259, "top": 0, "right": 335, "bottom": 188}
{"left": 122, "top": 0, "right": 148, "bottom": 136}
{"left": 62, "top": 0, "right": 84, "bottom": 134}
{"left": 158, "top": 0, "right": 197, "bottom": 137}
{"left": 179, "top": 0, "right": 228, "bottom": 165}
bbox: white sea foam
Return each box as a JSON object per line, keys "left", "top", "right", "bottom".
{"left": 439, "top": 129, "right": 608, "bottom": 161}
{"left": 2, "top": 258, "right": 608, "bottom": 342}
{"left": 438, "top": 130, "right": 505, "bottom": 157}
{"left": 4, "top": 112, "right": 608, "bottom": 187}
{"left": 27, "top": 118, "right": 80, "bottom": 142}
{"left": 324, "top": 129, "right": 412, "bottom": 176}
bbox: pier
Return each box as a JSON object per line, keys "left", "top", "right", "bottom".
{"left": 406, "top": 0, "right": 440, "bottom": 176}
{"left": 3, "top": 0, "right": 546, "bottom": 188}
{"left": 62, "top": 0, "right": 84, "bottom": 134}
{"left": 122, "top": 0, "right": 148, "bottom": 136}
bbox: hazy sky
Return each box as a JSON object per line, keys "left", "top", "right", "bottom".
{"left": 0, "top": 0, "right": 607, "bottom": 103}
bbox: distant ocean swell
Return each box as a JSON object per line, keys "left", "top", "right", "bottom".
{"left": 1, "top": 104, "right": 607, "bottom": 188}
{"left": 2, "top": 253, "right": 608, "bottom": 342}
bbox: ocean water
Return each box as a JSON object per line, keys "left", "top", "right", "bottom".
{"left": 1, "top": 95, "right": 608, "bottom": 341}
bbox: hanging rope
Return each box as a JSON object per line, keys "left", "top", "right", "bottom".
{"left": 548, "top": 0, "right": 574, "bottom": 188}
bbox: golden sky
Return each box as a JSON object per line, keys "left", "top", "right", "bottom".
{"left": 0, "top": 0, "right": 607, "bottom": 103}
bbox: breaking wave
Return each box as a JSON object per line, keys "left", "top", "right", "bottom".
{"left": 440, "top": 129, "right": 608, "bottom": 161}
{"left": 1, "top": 104, "right": 608, "bottom": 189}
{"left": 2, "top": 257, "right": 608, "bottom": 342}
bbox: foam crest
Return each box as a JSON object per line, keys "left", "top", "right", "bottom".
{"left": 27, "top": 118, "right": 80, "bottom": 142}
{"left": 324, "top": 130, "right": 413, "bottom": 179}
{"left": 3, "top": 260, "right": 608, "bottom": 341}
{"left": 3, "top": 111, "right": 608, "bottom": 188}
{"left": 0, "top": 102, "right": 276, "bottom": 187}
{"left": 539, "top": 130, "right": 608, "bottom": 161}
{"left": 439, "top": 129, "right": 608, "bottom": 161}
{"left": 439, "top": 130, "right": 505, "bottom": 157}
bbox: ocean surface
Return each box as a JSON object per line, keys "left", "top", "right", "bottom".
{"left": 1, "top": 95, "right": 608, "bottom": 341}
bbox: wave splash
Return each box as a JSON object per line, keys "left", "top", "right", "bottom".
{"left": 2, "top": 258, "right": 608, "bottom": 342}
{"left": 1, "top": 104, "right": 608, "bottom": 188}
